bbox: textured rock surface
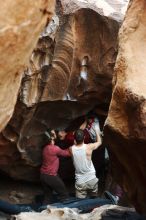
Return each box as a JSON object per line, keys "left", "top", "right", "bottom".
{"left": 13, "top": 205, "right": 144, "bottom": 220}
{"left": 61, "top": 0, "right": 129, "bottom": 22}
{"left": 41, "top": 9, "right": 119, "bottom": 102}
{"left": 0, "top": 7, "right": 119, "bottom": 180}
{"left": 0, "top": 0, "right": 55, "bottom": 131}
{"left": 20, "top": 15, "right": 59, "bottom": 107}
{"left": 104, "top": 0, "right": 146, "bottom": 215}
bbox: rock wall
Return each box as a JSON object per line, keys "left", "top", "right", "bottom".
{"left": 104, "top": 0, "right": 146, "bottom": 215}
{"left": 41, "top": 9, "right": 119, "bottom": 102}
{"left": 0, "top": 7, "right": 119, "bottom": 180}
{"left": 0, "top": 0, "right": 55, "bottom": 132}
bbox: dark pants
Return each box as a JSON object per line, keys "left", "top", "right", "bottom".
{"left": 40, "top": 173, "right": 69, "bottom": 203}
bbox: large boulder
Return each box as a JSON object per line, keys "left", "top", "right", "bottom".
{"left": 104, "top": 0, "right": 146, "bottom": 215}
{"left": 0, "top": 0, "right": 55, "bottom": 132}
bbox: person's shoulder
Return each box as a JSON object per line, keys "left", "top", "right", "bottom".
{"left": 49, "top": 144, "right": 60, "bottom": 154}
{"left": 42, "top": 144, "right": 50, "bottom": 153}
{"left": 71, "top": 144, "right": 77, "bottom": 148}
{"left": 86, "top": 142, "right": 94, "bottom": 148}
{"left": 44, "top": 144, "right": 55, "bottom": 150}
{"left": 70, "top": 144, "right": 77, "bottom": 149}
{"left": 44, "top": 144, "right": 50, "bottom": 149}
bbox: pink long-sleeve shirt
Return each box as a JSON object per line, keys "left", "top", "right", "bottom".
{"left": 40, "top": 144, "right": 71, "bottom": 176}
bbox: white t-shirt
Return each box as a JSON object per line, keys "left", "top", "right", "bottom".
{"left": 72, "top": 144, "right": 98, "bottom": 185}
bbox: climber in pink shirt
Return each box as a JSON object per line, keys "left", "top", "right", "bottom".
{"left": 40, "top": 130, "right": 71, "bottom": 204}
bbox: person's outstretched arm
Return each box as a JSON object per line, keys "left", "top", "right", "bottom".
{"left": 69, "top": 146, "right": 73, "bottom": 156}
{"left": 88, "top": 131, "right": 102, "bottom": 150}
{"left": 56, "top": 146, "right": 71, "bottom": 157}
{"left": 79, "top": 119, "right": 87, "bottom": 130}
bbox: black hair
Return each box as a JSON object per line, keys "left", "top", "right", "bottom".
{"left": 45, "top": 131, "right": 55, "bottom": 144}
{"left": 74, "top": 129, "right": 84, "bottom": 144}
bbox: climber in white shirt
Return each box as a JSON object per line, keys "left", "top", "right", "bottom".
{"left": 70, "top": 129, "right": 102, "bottom": 198}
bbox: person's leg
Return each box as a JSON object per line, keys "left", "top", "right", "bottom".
{"left": 86, "top": 178, "right": 98, "bottom": 198}
{"left": 40, "top": 174, "right": 54, "bottom": 204}
{"left": 47, "top": 175, "right": 69, "bottom": 201}
{"left": 42, "top": 175, "right": 69, "bottom": 201}
{"left": 75, "top": 182, "right": 87, "bottom": 198}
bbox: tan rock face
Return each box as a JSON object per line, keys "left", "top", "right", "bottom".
{"left": 104, "top": 0, "right": 146, "bottom": 215}
{"left": 0, "top": 0, "right": 55, "bottom": 131}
